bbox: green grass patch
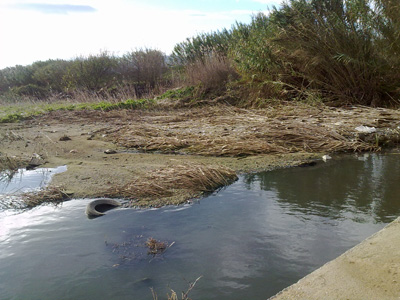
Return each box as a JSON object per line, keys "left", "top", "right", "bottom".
{"left": 0, "top": 98, "right": 156, "bottom": 123}
{"left": 157, "top": 86, "right": 195, "bottom": 100}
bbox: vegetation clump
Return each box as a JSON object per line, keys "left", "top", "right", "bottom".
{"left": 1, "top": 0, "right": 399, "bottom": 108}
{"left": 0, "top": 154, "right": 27, "bottom": 173}
{"left": 23, "top": 186, "right": 72, "bottom": 208}
{"left": 105, "top": 163, "right": 238, "bottom": 206}
{"left": 145, "top": 238, "right": 167, "bottom": 255}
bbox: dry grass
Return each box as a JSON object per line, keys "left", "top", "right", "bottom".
{"left": 0, "top": 155, "right": 29, "bottom": 184}
{"left": 23, "top": 186, "right": 72, "bottom": 208}
{"left": 0, "top": 155, "right": 26, "bottom": 172}
{"left": 105, "top": 162, "right": 238, "bottom": 206}
{"left": 185, "top": 54, "right": 238, "bottom": 90}
{"left": 112, "top": 104, "right": 400, "bottom": 157}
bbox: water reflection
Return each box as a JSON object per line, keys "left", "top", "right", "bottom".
{"left": 243, "top": 154, "right": 400, "bottom": 223}
{"left": 0, "top": 166, "right": 67, "bottom": 195}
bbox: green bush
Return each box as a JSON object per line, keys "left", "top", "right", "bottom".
{"left": 269, "top": 0, "right": 400, "bottom": 105}
{"left": 120, "top": 49, "right": 168, "bottom": 88}
{"left": 10, "top": 84, "right": 49, "bottom": 98}
{"left": 170, "top": 29, "right": 232, "bottom": 66}
{"left": 229, "top": 13, "right": 280, "bottom": 79}
{"left": 62, "top": 51, "right": 118, "bottom": 91}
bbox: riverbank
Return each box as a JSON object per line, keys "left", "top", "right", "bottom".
{"left": 1, "top": 103, "right": 399, "bottom": 207}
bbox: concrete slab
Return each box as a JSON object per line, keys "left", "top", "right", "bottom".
{"left": 270, "top": 217, "right": 400, "bottom": 300}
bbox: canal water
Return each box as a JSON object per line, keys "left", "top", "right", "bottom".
{"left": 0, "top": 154, "right": 399, "bottom": 300}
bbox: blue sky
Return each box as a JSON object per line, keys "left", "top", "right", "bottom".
{"left": 0, "top": 0, "right": 280, "bottom": 69}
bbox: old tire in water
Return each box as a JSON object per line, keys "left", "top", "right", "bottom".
{"left": 86, "top": 199, "right": 121, "bottom": 217}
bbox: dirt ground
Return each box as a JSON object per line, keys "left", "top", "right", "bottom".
{"left": 1, "top": 103, "right": 399, "bottom": 206}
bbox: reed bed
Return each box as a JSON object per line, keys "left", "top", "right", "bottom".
{"left": 105, "top": 163, "right": 238, "bottom": 206}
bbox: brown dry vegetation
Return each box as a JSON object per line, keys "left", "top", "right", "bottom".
{"left": 23, "top": 186, "right": 71, "bottom": 208}
{"left": 146, "top": 238, "right": 167, "bottom": 255}
{"left": 105, "top": 162, "right": 238, "bottom": 207}
{"left": 108, "top": 103, "right": 400, "bottom": 156}
{"left": 1, "top": 101, "right": 400, "bottom": 209}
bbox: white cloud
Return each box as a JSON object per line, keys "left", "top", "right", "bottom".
{"left": 0, "top": 0, "right": 265, "bottom": 68}
{"left": 7, "top": 3, "right": 97, "bottom": 14}
{"left": 252, "top": 0, "right": 280, "bottom": 6}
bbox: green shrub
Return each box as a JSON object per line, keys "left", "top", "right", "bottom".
{"left": 157, "top": 86, "right": 195, "bottom": 100}
{"left": 171, "top": 29, "right": 232, "bottom": 66}
{"left": 62, "top": 51, "right": 118, "bottom": 91}
{"left": 269, "top": 0, "right": 400, "bottom": 106}
{"left": 229, "top": 13, "right": 281, "bottom": 80}
{"left": 0, "top": 113, "right": 25, "bottom": 123}
{"left": 120, "top": 49, "right": 168, "bottom": 89}
{"left": 10, "top": 84, "right": 49, "bottom": 98}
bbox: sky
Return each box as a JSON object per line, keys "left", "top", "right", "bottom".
{"left": 0, "top": 0, "right": 280, "bottom": 69}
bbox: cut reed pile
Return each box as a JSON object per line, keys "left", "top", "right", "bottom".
{"left": 105, "top": 163, "right": 238, "bottom": 206}
{"left": 23, "top": 186, "right": 71, "bottom": 208}
{"left": 112, "top": 104, "right": 400, "bottom": 156}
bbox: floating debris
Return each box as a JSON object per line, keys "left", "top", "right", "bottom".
{"left": 146, "top": 238, "right": 167, "bottom": 255}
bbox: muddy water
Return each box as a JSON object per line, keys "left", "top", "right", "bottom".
{"left": 0, "top": 154, "right": 399, "bottom": 300}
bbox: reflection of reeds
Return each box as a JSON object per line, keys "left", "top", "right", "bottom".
{"left": 151, "top": 276, "right": 202, "bottom": 300}
{"left": 105, "top": 163, "right": 238, "bottom": 205}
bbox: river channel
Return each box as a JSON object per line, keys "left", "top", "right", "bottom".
{"left": 0, "top": 153, "right": 399, "bottom": 299}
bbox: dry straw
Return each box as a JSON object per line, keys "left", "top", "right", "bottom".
{"left": 105, "top": 162, "right": 238, "bottom": 205}
{"left": 23, "top": 186, "right": 71, "bottom": 208}
{"left": 113, "top": 104, "right": 399, "bottom": 157}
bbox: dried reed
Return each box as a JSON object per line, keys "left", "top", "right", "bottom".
{"left": 146, "top": 238, "right": 167, "bottom": 255}
{"left": 151, "top": 276, "right": 202, "bottom": 300}
{"left": 0, "top": 155, "right": 26, "bottom": 172}
{"left": 23, "top": 186, "right": 72, "bottom": 208}
{"left": 105, "top": 163, "right": 238, "bottom": 205}
{"left": 113, "top": 104, "right": 398, "bottom": 157}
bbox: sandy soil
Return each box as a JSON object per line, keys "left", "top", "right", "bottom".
{"left": 1, "top": 103, "right": 399, "bottom": 205}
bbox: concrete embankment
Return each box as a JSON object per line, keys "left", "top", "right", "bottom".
{"left": 270, "top": 217, "right": 400, "bottom": 300}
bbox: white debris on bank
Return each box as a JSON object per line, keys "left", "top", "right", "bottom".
{"left": 355, "top": 125, "right": 377, "bottom": 133}
{"left": 322, "top": 155, "right": 332, "bottom": 162}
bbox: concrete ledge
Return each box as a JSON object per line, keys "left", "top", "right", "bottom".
{"left": 270, "top": 217, "right": 400, "bottom": 300}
